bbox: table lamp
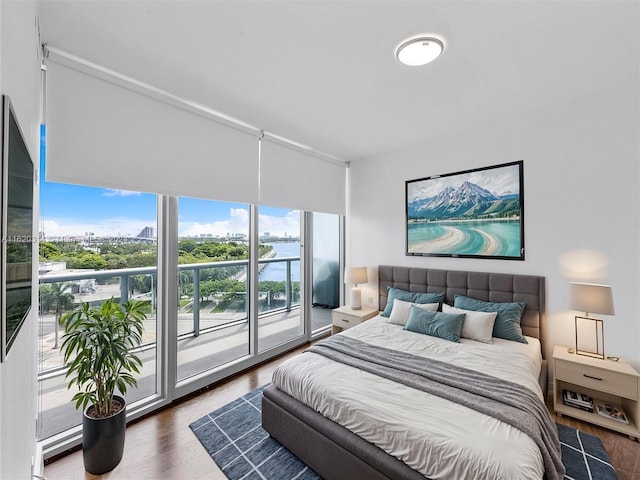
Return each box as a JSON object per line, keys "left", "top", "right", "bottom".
{"left": 345, "top": 267, "right": 368, "bottom": 310}
{"left": 568, "top": 282, "right": 615, "bottom": 359}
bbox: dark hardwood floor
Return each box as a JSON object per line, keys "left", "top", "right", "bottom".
{"left": 45, "top": 346, "right": 640, "bottom": 480}
{"left": 44, "top": 345, "right": 307, "bottom": 480}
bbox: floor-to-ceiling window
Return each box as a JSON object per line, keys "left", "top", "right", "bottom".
{"left": 38, "top": 183, "right": 158, "bottom": 440}
{"left": 39, "top": 45, "right": 347, "bottom": 457}
{"left": 257, "top": 206, "right": 303, "bottom": 352}
{"left": 176, "top": 197, "right": 251, "bottom": 382}
{"left": 38, "top": 185, "right": 342, "bottom": 456}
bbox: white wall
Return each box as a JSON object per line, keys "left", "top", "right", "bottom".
{"left": 348, "top": 35, "right": 639, "bottom": 370}
{"left": 0, "top": 1, "right": 41, "bottom": 478}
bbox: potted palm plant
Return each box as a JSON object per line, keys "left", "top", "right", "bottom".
{"left": 59, "top": 297, "right": 147, "bottom": 475}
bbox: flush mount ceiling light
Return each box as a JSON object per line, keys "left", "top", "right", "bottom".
{"left": 395, "top": 36, "right": 444, "bottom": 66}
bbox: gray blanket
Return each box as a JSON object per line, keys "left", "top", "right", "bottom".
{"left": 307, "top": 335, "right": 565, "bottom": 480}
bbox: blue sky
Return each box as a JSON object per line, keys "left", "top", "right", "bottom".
{"left": 39, "top": 181, "right": 300, "bottom": 238}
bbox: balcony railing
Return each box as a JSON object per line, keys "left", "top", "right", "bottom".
{"left": 38, "top": 256, "right": 301, "bottom": 376}
{"left": 38, "top": 255, "right": 312, "bottom": 442}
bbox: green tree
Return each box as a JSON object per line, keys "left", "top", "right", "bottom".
{"left": 227, "top": 246, "right": 245, "bottom": 257}
{"left": 126, "top": 252, "right": 156, "bottom": 268}
{"left": 200, "top": 280, "right": 216, "bottom": 302}
{"left": 258, "top": 280, "right": 286, "bottom": 299}
{"left": 178, "top": 252, "right": 200, "bottom": 264}
{"left": 178, "top": 270, "right": 193, "bottom": 297}
{"left": 68, "top": 253, "right": 107, "bottom": 270}
{"left": 178, "top": 239, "right": 198, "bottom": 254}
{"left": 39, "top": 241, "right": 62, "bottom": 261}
{"left": 128, "top": 275, "right": 146, "bottom": 297}
{"left": 104, "top": 254, "right": 129, "bottom": 270}
{"left": 40, "top": 282, "right": 75, "bottom": 348}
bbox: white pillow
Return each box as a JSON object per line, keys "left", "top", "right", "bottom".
{"left": 388, "top": 299, "right": 439, "bottom": 326}
{"left": 442, "top": 304, "right": 497, "bottom": 343}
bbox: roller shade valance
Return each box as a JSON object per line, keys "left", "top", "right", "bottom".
{"left": 260, "top": 136, "right": 346, "bottom": 215}
{"left": 46, "top": 59, "right": 260, "bottom": 204}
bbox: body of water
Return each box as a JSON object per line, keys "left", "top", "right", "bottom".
{"left": 259, "top": 242, "right": 301, "bottom": 282}
{"left": 407, "top": 220, "right": 521, "bottom": 257}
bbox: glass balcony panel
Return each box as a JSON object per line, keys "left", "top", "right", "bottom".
{"left": 311, "top": 212, "right": 340, "bottom": 333}
{"left": 258, "top": 207, "right": 303, "bottom": 353}
{"left": 38, "top": 267, "right": 158, "bottom": 440}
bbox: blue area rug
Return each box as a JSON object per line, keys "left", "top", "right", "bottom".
{"left": 189, "top": 385, "right": 617, "bottom": 480}
{"left": 557, "top": 423, "right": 617, "bottom": 480}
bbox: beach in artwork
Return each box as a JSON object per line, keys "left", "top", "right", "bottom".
{"left": 407, "top": 220, "right": 521, "bottom": 257}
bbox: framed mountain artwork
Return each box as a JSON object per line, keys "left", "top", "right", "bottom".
{"left": 406, "top": 161, "right": 524, "bottom": 260}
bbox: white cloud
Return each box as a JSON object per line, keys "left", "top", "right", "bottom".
{"left": 178, "top": 207, "right": 301, "bottom": 238}
{"left": 42, "top": 208, "right": 301, "bottom": 240}
{"left": 102, "top": 189, "right": 143, "bottom": 197}
{"left": 259, "top": 210, "right": 300, "bottom": 237}
{"left": 179, "top": 207, "right": 249, "bottom": 238}
{"left": 41, "top": 217, "right": 155, "bottom": 238}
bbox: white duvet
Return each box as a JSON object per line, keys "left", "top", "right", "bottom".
{"left": 272, "top": 317, "right": 546, "bottom": 480}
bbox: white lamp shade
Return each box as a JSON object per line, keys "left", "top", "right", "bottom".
{"left": 345, "top": 267, "right": 368, "bottom": 286}
{"left": 568, "top": 282, "right": 615, "bottom": 316}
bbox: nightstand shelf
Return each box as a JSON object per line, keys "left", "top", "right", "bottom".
{"left": 553, "top": 345, "right": 640, "bottom": 440}
{"left": 331, "top": 305, "right": 377, "bottom": 335}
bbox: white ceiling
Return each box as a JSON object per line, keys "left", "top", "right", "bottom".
{"left": 37, "top": 0, "right": 636, "bottom": 163}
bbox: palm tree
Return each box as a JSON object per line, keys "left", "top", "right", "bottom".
{"left": 40, "top": 282, "right": 75, "bottom": 348}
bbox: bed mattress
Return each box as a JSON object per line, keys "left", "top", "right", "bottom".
{"left": 272, "top": 316, "right": 546, "bottom": 480}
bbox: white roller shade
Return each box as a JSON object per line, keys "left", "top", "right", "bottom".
{"left": 260, "top": 136, "right": 346, "bottom": 215}
{"left": 46, "top": 57, "right": 259, "bottom": 204}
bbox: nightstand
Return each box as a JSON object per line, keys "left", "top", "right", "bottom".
{"left": 331, "top": 305, "right": 378, "bottom": 335}
{"left": 553, "top": 345, "right": 640, "bottom": 440}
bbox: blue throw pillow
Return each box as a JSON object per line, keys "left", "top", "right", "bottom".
{"left": 381, "top": 287, "right": 445, "bottom": 317}
{"left": 453, "top": 295, "right": 527, "bottom": 344}
{"left": 404, "top": 306, "right": 465, "bottom": 343}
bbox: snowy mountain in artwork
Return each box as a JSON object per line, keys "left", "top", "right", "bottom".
{"left": 407, "top": 181, "right": 520, "bottom": 221}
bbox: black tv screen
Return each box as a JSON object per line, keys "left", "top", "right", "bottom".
{"left": 2, "top": 95, "right": 34, "bottom": 361}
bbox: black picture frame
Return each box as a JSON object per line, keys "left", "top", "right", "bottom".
{"left": 406, "top": 160, "right": 524, "bottom": 260}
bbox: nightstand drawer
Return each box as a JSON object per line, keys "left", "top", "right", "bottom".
{"left": 332, "top": 314, "right": 361, "bottom": 330}
{"left": 555, "top": 359, "right": 638, "bottom": 400}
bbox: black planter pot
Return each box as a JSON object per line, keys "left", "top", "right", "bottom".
{"left": 82, "top": 395, "right": 127, "bottom": 475}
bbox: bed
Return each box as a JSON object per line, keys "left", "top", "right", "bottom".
{"left": 262, "top": 265, "right": 561, "bottom": 480}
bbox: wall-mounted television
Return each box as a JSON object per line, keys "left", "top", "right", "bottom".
{"left": 1, "top": 95, "right": 34, "bottom": 361}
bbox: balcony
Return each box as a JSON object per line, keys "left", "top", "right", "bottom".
{"left": 38, "top": 257, "right": 334, "bottom": 441}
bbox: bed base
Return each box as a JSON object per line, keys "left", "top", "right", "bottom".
{"left": 263, "top": 359, "right": 547, "bottom": 480}
{"left": 262, "top": 384, "right": 427, "bottom": 480}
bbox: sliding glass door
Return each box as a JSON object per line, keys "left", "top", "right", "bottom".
{"left": 176, "top": 197, "right": 251, "bottom": 382}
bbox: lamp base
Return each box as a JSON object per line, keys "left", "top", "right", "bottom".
{"left": 350, "top": 287, "right": 362, "bottom": 310}
{"left": 576, "top": 350, "right": 605, "bottom": 360}
{"left": 575, "top": 315, "right": 605, "bottom": 360}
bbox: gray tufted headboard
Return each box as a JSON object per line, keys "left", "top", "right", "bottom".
{"left": 378, "top": 265, "right": 546, "bottom": 356}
